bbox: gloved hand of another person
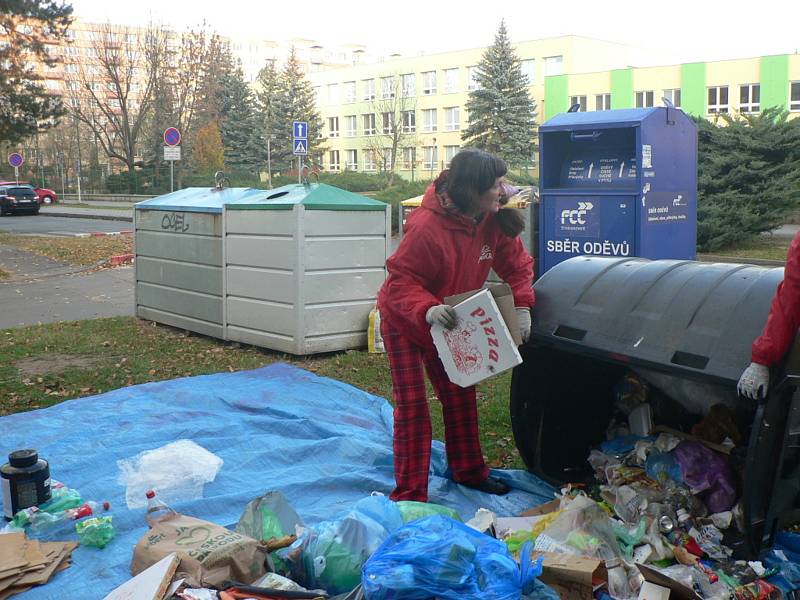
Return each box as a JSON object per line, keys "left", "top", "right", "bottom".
{"left": 516, "top": 307, "right": 531, "bottom": 344}
{"left": 737, "top": 362, "right": 770, "bottom": 400}
{"left": 426, "top": 305, "right": 458, "bottom": 330}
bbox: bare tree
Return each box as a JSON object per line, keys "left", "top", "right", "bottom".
{"left": 65, "top": 23, "right": 165, "bottom": 192}
{"left": 363, "top": 74, "right": 417, "bottom": 186}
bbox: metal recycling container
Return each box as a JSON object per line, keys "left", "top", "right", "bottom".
{"left": 223, "top": 183, "right": 391, "bottom": 355}
{"left": 511, "top": 256, "right": 800, "bottom": 557}
{"left": 538, "top": 107, "right": 697, "bottom": 275}
{"left": 134, "top": 187, "right": 267, "bottom": 338}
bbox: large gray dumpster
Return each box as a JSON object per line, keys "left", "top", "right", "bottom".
{"left": 134, "top": 187, "right": 265, "bottom": 338}
{"left": 511, "top": 256, "right": 800, "bottom": 557}
{"left": 223, "top": 183, "right": 391, "bottom": 355}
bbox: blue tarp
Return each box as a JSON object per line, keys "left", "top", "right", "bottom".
{"left": 0, "top": 364, "right": 555, "bottom": 598}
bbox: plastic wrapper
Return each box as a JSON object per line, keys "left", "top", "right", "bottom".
{"left": 396, "top": 500, "right": 460, "bottom": 523}
{"left": 672, "top": 441, "right": 736, "bottom": 513}
{"left": 645, "top": 452, "right": 683, "bottom": 485}
{"left": 117, "top": 439, "right": 223, "bottom": 509}
{"left": 279, "top": 494, "right": 404, "bottom": 594}
{"left": 612, "top": 519, "right": 646, "bottom": 560}
{"left": 236, "top": 490, "right": 303, "bottom": 541}
{"left": 361, "top": 515, "right": 543, "bottom": 600}
{"left": 75, "top": 515, "right": 115, "bottom": 548}
{"left": 533, "top": 495, "right": 623, "bottom": 560}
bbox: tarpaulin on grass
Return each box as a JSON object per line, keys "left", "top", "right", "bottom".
{"left": 0, "top": 363, "right": 555, "bottom": 598}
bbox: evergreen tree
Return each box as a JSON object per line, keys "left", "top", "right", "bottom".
{"left": 269, "top": 48, "right": 324, "bottom": 172}
{"left": 461, "top": 20, "right": 537, "bottom": 168}
{"left": 696, "top": 107, "right": 800, "bottom": 251}
{"left": 217, "top": 62, "right": 264, "bottom": 173}
{"left": 1, "top": 0, "right": 73, "bottom": 143}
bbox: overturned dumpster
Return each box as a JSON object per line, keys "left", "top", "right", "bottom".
{"left": 223, "top": 183, "right": 391, "bottom": 355}
{"left": 511, "top": 256, "right": 800, "bottom": 558}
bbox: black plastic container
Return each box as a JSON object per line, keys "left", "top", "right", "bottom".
{"left": 1, "top": 449, "right": 51, "bottom": 520}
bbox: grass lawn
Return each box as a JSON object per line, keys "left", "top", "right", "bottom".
{"left": 699, "top": 234, "right": 790, "bottom": 262}
{"left": 0, "top": 233, "right": 133, "bottom": 266}
{"left": 0, "top": 317, "right": 524, "bottom": 470}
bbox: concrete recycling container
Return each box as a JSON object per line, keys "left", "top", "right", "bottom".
{"left": 223, "top": 183, "right": 391, "bottom": 355}
{"left": 134, "top": 187, "right": 267, "bottom": 339}
{"left": 511, "top": 256, "right": 800, "bottom": 557}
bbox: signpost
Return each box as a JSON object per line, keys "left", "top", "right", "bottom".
{"left": 8, "top": 153, "right": 23, "bottom": 184}
{"left": 163, "top": 127, "right": 181, "bottom": 192}
{"left": 292, "top": 121, "right": 307, "bottom": 184}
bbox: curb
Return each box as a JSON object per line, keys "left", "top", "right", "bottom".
{"left": 72, "top": 230, "right": 133, "bottom": 238}
{"left": 40, "top": 211, "right": 133, "bottom": 222}
{"left": 109, "top": 253, "right": 135, "bottom": 266}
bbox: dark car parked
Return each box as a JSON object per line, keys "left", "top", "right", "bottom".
{"left": 0, "top": 185, "right": 40, "bottom": 215}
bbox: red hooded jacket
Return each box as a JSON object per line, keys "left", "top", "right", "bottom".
{"left": 752, "top": 232, "right": 800, "bottom": 366}
{"left": 378, "top": 182, "right": 534, "bottom": 349}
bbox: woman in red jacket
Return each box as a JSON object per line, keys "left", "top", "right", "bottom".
{"left": 378, "top": 149, "right": 534, "bottom": 502}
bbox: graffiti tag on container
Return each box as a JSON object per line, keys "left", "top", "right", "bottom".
{"left": 161, "top": 212, "right": 190, "bottom": 233}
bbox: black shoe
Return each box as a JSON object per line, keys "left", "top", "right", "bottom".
{"left": 462, "top": 476, "right": 511, "bottom": 495}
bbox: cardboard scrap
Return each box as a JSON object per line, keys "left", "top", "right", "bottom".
{"left": 636, "top": 564, "right": 702, "bottom": 600}
{"left": 534, "top": 552, "right": 606, "bottom": 600}
{"left": 103, "top": 552, "right": 180, "bottom": 600}
{"left": 0, "top": 534, "right": 77, "bottom": 598}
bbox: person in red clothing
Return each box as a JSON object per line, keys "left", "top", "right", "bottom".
{"left": 738, "top": 233, "right": 800, "bottom": 400}
{"left": 378, "top": 149, "right": 534, "bottom": 502}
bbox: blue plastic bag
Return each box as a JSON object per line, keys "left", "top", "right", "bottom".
{"left": 362, "top": 515, "right": 543, "bottom": 600}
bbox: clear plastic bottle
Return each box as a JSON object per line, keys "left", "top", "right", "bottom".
{"left": 144, "top": 490, "right": 177, "bottom": 527}
{"left": 604, "top": 557, "right": 634, "bottom": 599}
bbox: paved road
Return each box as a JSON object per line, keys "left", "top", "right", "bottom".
{"left": 0, "top": 244, "right": 134, "bottom": 329}
{"left": 0, "top": 214, "right": 132, "bottom": 235}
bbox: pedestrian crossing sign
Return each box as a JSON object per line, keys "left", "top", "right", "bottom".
{"left": 293, "top": 139, "right": 308, "bottom": 155}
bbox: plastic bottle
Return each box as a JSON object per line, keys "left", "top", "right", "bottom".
{"left": 144, "top": 490, "right": 177, "bottom": 527}
{"left": 67, "top": 500, "right": 111, "bottom": 520}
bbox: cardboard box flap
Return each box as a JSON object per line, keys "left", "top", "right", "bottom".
{"left": 637, "top": 563, "right": 702, "bottom": 600}
{"left": 445, "top": 283, "right": 521, "bottom": 346}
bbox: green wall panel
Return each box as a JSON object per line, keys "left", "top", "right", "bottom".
{"left": 760, "top": 55, "right": 789, "bottom": 111}
{"left": 680, "top": 63, "right": 706, "bottom": 117}
{"left": 544, "top": 75, "right": 568, "bottom": 120}
{"left": 611, "top": 69, "right": 633, "bottom": 109}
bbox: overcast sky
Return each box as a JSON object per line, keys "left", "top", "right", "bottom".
{"left": 70, "top": 0, "right": 799, "bottom": 66}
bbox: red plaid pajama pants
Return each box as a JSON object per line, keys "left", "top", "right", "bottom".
{"left": 382, "top": 322, "right": 489, "bottom": 502}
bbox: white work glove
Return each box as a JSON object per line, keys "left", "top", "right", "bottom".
{"left": 426, "top": 304, "right": 458, "bottom": 330}
{"left": 516, "top": 307, "right": 531, "bottom": 344}
{"left": 737, "top": 362, "right": 770, "bottom": 400}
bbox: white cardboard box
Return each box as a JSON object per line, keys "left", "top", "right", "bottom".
{"left": 431, "top": 288, "right": 522, "bottom": 387}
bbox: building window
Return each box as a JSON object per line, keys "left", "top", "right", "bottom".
{"left": 66, "top": 80, "right": 80, "bottom": 91}
{"left": 402, "top": 110, "right": 416, "bottom": 133}
{"left": 444, "top": 145, "right": 459, "bottom": 167}
{"left": 422, "top": 108, "right": 437, "bottom": 132}
{"left": 444, "top": 68, "right": 459, "bottom": 93}
{"left": 381, "top": 76, "right": 396, "bottom": 99}
{"left": 363, "top": 113, "right": 376, "bottom": 136}
{"left": 65, "top": 63, "right": 78, "bottom": 73}
{"left": 635, "top": 91, "right": 654, "bottom": 108}
{"left": 65, "top": 46, "right": 78, "bottom": 56}
{"left": 663, "top": 88, "right": 681, "bottom": 108}
{"left": 569, "top": 95, "right": 587, "bottom": 112}
{"left": 422, "top": 71, "right": 437, "bottom": 95}
{"left": 791, "top": 82, "right": 800, "bottom": 111}
{"left": 345, "top": 115, "right": 357, "bottom": 137}
{"left": 344, "top": 81, "right": 356, "bottom": 103}
{"left": 85, "top": 48, "right": 98, "bottom": 58}
{"left": 423, "top": 146, "right": 438, "bottom": 170}
{"left": 402, "top": 147, "right": 415, "bottom": 169}
{"left": 544, "top": 55, "right": 563, "bottom": 76}
{"left": 327, "top": 83, "right": 339, "bottom": 104}
{"left": 467, "top": 66, "right": 480, "bottom": 91}
{"left": 708, "top": 86, "right": 729, "bottom": 113}
{"left": 521, "top": 59, "right": 535, "bottom": 85}
{"left": 328, "top": 150, "right": 339, "bottom": 171}
{"left": 362, "top": 78, "right": 375, "bottom": 101}
{"left": 444, "top": 106, "right": 460, "bottom": 131}
{"left": 739, "top": 83, "right": 760, "bottom": 113}
{"left": 364, "top": 149, "right": 376, "bottom": 172}
{"left": 401, "top": 73, "right": 415, "bottom": 97}
{"left": 328, "top": 116, "right": 339, "bottom": 138}
{"left": 382, "top": 112, "right": 394, "bottom": 134}
{"left": 346, "top": 149, "right": 358, "bottom": 170}
{"left": 595, "top": 93, "right": 611, "bottom": 111}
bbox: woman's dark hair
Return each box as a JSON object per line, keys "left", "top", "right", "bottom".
{"left": 437, "top": 149, "right": 525, "bottom": 238}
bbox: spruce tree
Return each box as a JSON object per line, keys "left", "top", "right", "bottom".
{"left": 270, "top": 48, "right": 324, "bottom": 172}
{"left": 461, "top": 20, "right": 537, "bottom": 168}
{"left": 217, "top": 63, "right": 264, "bottom": 173}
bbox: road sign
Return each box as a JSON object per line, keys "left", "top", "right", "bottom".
{"left": 163, "top": 127, "right": 182, "bottom": 147}
{"left": 164, "top": 146, "right": 181, "bottom": 161}
{"left": 293, "top": 139, "right": 308, "bottom": 156}
{"left": 293, "top": 121, "right": 308, "bottom": 139}
{"left": 8, "top": 153, "right": 23, "bottom": 168}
